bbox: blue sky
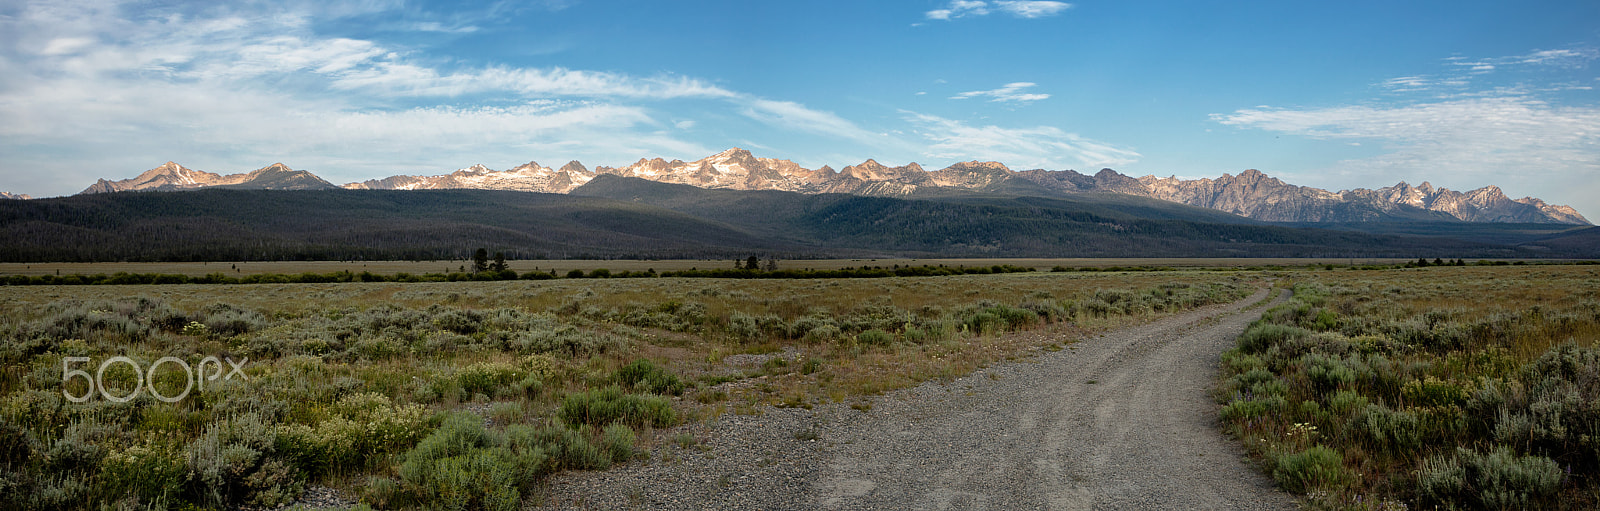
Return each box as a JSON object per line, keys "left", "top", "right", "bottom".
{"left": 1, "top": 0, "right": 1597, "bottom": 217}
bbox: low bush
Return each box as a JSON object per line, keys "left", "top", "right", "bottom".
{"left": 612, "top": 359, "right": 685, "bottom": 396}
{"left": 1272, "top": 445, "right": 1350, "bottom": 493}
{"left": 856, "top": 328, "right": 893, "bottom": 346}
{"left": 395, "top": 414, "right": 543, "bottom": 511}
{"left": 557, "top": 386, "right": 676, "bottom": 428}
{"left": 1418, "top": 446, "right": 1562, "bottom": 509}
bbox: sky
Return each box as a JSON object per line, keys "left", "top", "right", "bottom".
{"left": 1, "top": 0, "right": 1597, "bottom": 217}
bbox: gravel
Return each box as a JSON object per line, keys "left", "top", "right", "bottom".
{"left": 535, "top": 287, "right": 1299, "bottom": 510}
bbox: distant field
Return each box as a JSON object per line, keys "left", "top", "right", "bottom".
{"left": 0, "top": 257, "right": 1416, "bottom": 277}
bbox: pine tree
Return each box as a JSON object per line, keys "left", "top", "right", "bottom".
{"left": 746, "top": 255, "right": 760, "bottom": 270}
{"left": 491, "top": 252, "right": 508, "bottom": 272}
{"left": 472, "top": 248, "right": 489, "bottom": 273}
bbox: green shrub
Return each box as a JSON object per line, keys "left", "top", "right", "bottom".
{"left": 510, "top": 327, "right": 624, "bottom": 358}
{"left": 856, "top": 329, "right": 893, "bottom": 346}
{"left": 600, "top": 424, "right": 636, "bottom": 463}
{"left": 506, "top": 424, "right": 608, "bottom": 471}
{"left": 1418, "top": 446, "right": 1562, "bottom": 510}
{"left": 1357, "top": 404, "right": 1421, "bottom": 454}
{"left": 1273, "top": 445, "right": 1350, "bottom": 493}
{"left": 726, "top": 312, "right": 762, "bottom": 342}
{"left": 1019, "top": 300, "right": 1070, "bottom": 322}
{"left": 1401, "top": 376, "right": 1470, "bottom": 408}
{"left": 186, "top": 413, "right": 302, "bottom": 508}
{"left": 557, "top": 386, "right": 676, "bottom": 428}
{"left": 1302, "top": 353, "right": 1365, "bottom": 394}
{"left": 1328, "top": 390, "right": 1369, "bottom": 417}
{"left": 456, "top": 362, "right": 522, "bottom": 398}
{"left": 100, "top": 443, "right": 187, "bottom": 505}
{"left": 1232, "top": 367, "right": 1277, "bottom": 391}
{"left": 396, "top": 413, "right": 544, "bottom": 511}
{"left": 1222, "top": 350, "right": 1267, "bottom": 374}
{"left": 801, "top": 358, "right": 823, "bottom": 375}
{"left": 959, "top": 304, "right": 1038, "bottom": 335}
{"left": 1238, "top": 322, "right": 1310, "bottom": 354}
{"left": 1221, "top": 395, "right": 1286, "bottom": 421}
{"left": 804, "top": 324, "right": 841, "bottom": 342}
{"left": 612, "top": 359, "right": 685, "bottom": 396}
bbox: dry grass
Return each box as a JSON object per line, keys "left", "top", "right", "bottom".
{"left": 0, "top": 257, "right": 1416, "bottom": 277}
{"left": 0, "top": 268, "right": 1266, "bottom": 510}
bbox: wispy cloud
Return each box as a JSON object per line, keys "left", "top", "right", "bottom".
{"left": 951, "top": 82, "right": 1049, "bottom": 103}
{"left": 0, "top": 0, "right": 751, "bottom": 192}
{"left": 1233, "top": 44, "right": 1600, "bottom": 214}
{"left": 405, "top": 21, "right": 480, "bottom": 33}
{"left": 1214, "top": 97, "right": 1600, "bottom": 202}
{"left": 994, "top": 1, "right": 1074, "bottom": 18}
{"left": 903, "top": 111, "right": 1139, "bottom": 169}
{"left": 925, "top": 1, "right": 1071, "bottom": 21}
{"left": 1382, "top": 47, "right": 1599, "bottom": 94}
{"left": 740, "top": 99, "right": 896, "bottom": 148}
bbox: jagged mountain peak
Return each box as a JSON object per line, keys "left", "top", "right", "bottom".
{"left": 946, "top": 160, "right": 1010, "bottom": 172}
{"left": 559, "top": 160, "right": 588, "bottom": 174}
{"left": 74, "top": 150, "right": 1588, "bottom": 225}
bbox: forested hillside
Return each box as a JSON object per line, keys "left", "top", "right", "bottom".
{"left": 0, "top": 184, "right": 1580, "bottom": 262}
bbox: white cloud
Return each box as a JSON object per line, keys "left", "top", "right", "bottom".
{"left": 740, "top": 99, "right": 888, "bottom": 145}
{"left": 993, "top": 1, "right": 1073, "bottom": 18}
{"left": 1387, "top": 47, "right": 1599, "bottom": 94}
{"left": 924, "top": 1, "right": 1070, "bottom": 21}
{"left": 0, "top": 0, "right": 742, "bottom": 193}
{"left": 903, "top": 111, "right": 1139, "bottom": 169}
{"left": 408, "top": 21, "right": 480, "bottom": 33}
{"left": 329, "top": 63, "right": 735, "bottom": 99}
{"left": 1380, "top": 76, "right": 1431, "bottom": 91}
{"left": 39, "top": 37, "right": 98, "bottom": 56}
{"left": 1519, "top": 48, "right": 1600, "bottom": 66}
{"left": 951, "top": 82, "right": 1049, "bottom": 103}
{"left": 1213, "top": 97, "right": 1600, "bottom": 207}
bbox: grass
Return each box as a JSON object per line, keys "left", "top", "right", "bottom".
{"left": 1215, "top": 265, "right": 1600, "bottom": 510}
{"left": 0, "top": 257, "right": 1444, "bottom": 278}
{"left": 0, "top": 266, "right": 1272, "bottom": 510}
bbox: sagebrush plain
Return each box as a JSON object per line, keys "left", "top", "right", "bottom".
{"left": 0, "top": 262, "right": 1595, "bottom": 510}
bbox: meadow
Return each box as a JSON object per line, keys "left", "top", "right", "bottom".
{"left": 1217, "top": 265, "right": 1600, "bottom": 509}
{"left": 0, "top": 257, "right": 1410, "bottom": 277}
{"left": 0, "top": 267, "right": 1255, "bottom": 510}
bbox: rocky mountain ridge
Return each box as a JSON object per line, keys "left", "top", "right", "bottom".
{"left": 80, "top": 162, "right": 336, "bottom": 193}
{"left": 75, "top": 150, "right": 1588, "bottom": 225}
{"left": 0, "top": 192, "right": 31, "bottom": 200}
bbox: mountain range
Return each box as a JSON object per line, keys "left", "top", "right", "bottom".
{"left": 70, "top": 148, "right": 1588, "bottom": 226}
{"left": 7, "top": 178, "right": 1593, "bottom": 262}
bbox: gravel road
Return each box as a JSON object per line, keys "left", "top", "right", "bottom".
{"left": 537, "top": 287, "right": 1297, "bottom": 510}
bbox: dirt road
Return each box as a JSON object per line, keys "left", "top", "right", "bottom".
{"left": 539, "top": 287, "right": 1297, "bottom": 510}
